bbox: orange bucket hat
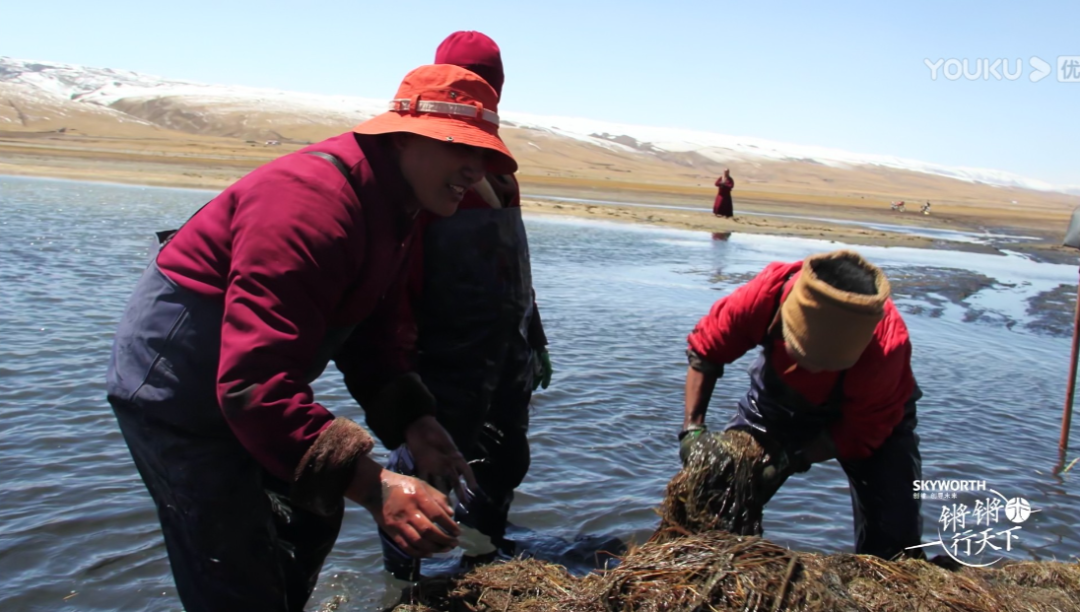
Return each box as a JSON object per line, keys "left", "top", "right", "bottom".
{"left": 354, "top": 64, "right": 517, "bottom": 174}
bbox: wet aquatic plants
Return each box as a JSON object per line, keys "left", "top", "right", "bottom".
{"left": 387, "top": 431, "right": 1080, "bottom": 611}
{"left": 659, "top": 429, "right": 768, "bottom": 538}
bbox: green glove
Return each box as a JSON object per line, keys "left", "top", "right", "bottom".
{"left": 532, "top": 349, "right": 552, "bottom": 391}
{"left": 678, "top": 425, "right": 708, "bottom": 465}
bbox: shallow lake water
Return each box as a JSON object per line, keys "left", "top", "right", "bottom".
{"left": 1, "top": 176, "right": 1078, "bottom": 610}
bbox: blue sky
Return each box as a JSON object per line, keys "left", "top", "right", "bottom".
{"left": 3, "top": 1, "right": 1078, "bottom": 185}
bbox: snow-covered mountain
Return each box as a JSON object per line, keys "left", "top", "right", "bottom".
{"left": 505, "top": 112, "right": 1072, "bottom": 193}
{"left": 1, "top": 56, "right": 1075, "bottom": 195}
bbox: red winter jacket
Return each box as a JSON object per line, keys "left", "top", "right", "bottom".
{"left": 687, "top": 261, "right": 915, "bottom": 460}
{"left": 156, "top": 132, "right": 420, "bottom": 481}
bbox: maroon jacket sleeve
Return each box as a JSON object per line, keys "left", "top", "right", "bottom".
{"left": 686, "top": 262, "right": 800, "bottom": 368}
{"left": 216, "top": 158, "right": 361, "bottom": 482}
{"left": 830, "top": 307, "right": 914, "bottom": 460}
{"left": 334, "top": 256, "right": 429, "bottom": 449}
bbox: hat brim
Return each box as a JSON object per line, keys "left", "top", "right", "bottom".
{"left": 354, "top": 112, "right": 517, "bottom": 175}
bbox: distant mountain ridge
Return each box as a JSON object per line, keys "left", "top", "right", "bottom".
{"left": 2, "top": 56, "right": 1077, "bottom": 199}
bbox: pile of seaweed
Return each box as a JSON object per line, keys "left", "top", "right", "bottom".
{"left": 389, "top": 431, "right": 1080, "bottom": 612}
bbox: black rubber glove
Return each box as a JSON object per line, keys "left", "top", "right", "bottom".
{"left": 755, "top": 434, "right": 812, "bottom": 502}
{"left": 678, "top": 424, "right": 708, "bottom": 465}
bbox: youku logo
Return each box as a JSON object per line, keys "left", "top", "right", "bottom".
{"left": 908, "top": 479, "right": 1038, "bottom": 567}
{"left": 924, "top": 56, "right": 1080, "bottom": 83}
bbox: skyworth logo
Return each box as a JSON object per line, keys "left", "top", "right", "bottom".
{"left": 908, "top": 480, "right": 1039, "bottom": 568}
{"left": 912, "top": 479, "right": 986, "bottom": 492}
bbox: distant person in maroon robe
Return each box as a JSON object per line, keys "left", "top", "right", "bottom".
{"left": 713, "top": 169, "right": 735, "bottom": 217}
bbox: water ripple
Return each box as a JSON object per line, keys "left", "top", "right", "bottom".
{"left": 1, "top": 176, "right": 1078, "bottom": 610}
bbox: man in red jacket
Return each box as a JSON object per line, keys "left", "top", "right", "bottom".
{"left": 375, "top": 31, "right": 552, "bottom": 578}
{"left": 713, "top": 169, "right": 735, "bottom": 217}
{"left": 106, "top": 64, "right": 516, "bottom": 611}
{"left": 680, "top": 250, "right": 923, "bottom": 559}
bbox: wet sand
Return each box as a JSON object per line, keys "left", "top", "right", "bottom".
{"left": 520, "top": 197, "right": 1075, "bottom": 263}
{"left": 2, "top": 132, "right": 1077, "bottom": 262}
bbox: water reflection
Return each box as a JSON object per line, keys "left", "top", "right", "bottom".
{"left": 1, "top": 177, "right": 1078, "bottom": 612}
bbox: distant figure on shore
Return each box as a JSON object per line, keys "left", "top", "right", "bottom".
{"left": 921, "top": 201, "right": 931, "bottom": 215}
{"left": 713, "top": 169, "right": 735, "bottom": 217}
{"left": 890, "top": 200, "right": 906, "bottom": 212}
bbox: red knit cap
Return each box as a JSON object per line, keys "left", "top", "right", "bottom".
{"left": 435, "top": 31, "right": 504, "bottom": 99}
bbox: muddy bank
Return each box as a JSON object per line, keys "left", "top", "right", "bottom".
{"left": 522, "top": 198, "right": 1079, "bottom": 264}
{"left": 701, "top": 263, "right": 1075, "bottom": 338}
{"left": 1027, "top": 283, "right": 1080, "bottom": 336}
{"left": 2, "top": 135, "right": 1075, "bottom": 261}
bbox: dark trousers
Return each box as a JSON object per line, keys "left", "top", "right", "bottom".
{"left": 106, "top": 263, "right": 340, "bottom": 611}
{"left": 836, "top": 421, "right": 923, "bottom": 559}
{"left": 750, "top": 420, "right": 923, "bottom": 560}
{"left": 752, "top": 415, "right": 922, "bottom": 559}
{"left": 425, "top": 347, "right": 533, "bottom": 541}
{"left": 380, "top": 345, "right": 533, "bottom": 576}
{"left": 112, "top": 400, "right": 341, "bottom": 612}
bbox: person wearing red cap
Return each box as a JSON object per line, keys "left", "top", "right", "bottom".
{"left": 435, "top": 30, "right": 505, "bottom": 101}
{"left": 713, "top": 169, "right": 735, "bottom": 217}
{"left": 679, "top": 251, "right": 923, "bottom": 560}
{"left": 371, "top": 31, "right": 553, "bottom": 578}
{"left": 106, "top": 64, "right": 516, "bottom": 611}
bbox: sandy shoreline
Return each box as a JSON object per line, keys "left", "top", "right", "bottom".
{"left": 517, "top": 195, "right": 1080, "bottom": 262}
{"left": 2, "top": 141, "right": 1076, "bottom": 263}
{"left": 522, "top": 199, "right": 958, "bottom": 251}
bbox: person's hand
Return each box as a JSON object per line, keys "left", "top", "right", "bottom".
{"left": 532, "top": 348, "right": 552, "bottom": 391}
{"left": 347, "top": 459, "right": 461, "bottom": 558}
{"left": 756, "top": 438, "right": 812, "bottom": 501}
{"left": 757, "top": 444, "right": 793, "bottom": 503}
{"left": 798, "top": 430, "right": 837, "bottom": 465}
{"left": 678, "top": 424, "right": 708, "bottom": 465}
{"left": 404, "top": 415, "right": 479, "bottom": 500}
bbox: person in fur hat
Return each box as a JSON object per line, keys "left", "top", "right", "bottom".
{"left": 680, "top": 250, "right": 923, "bottom": 560}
